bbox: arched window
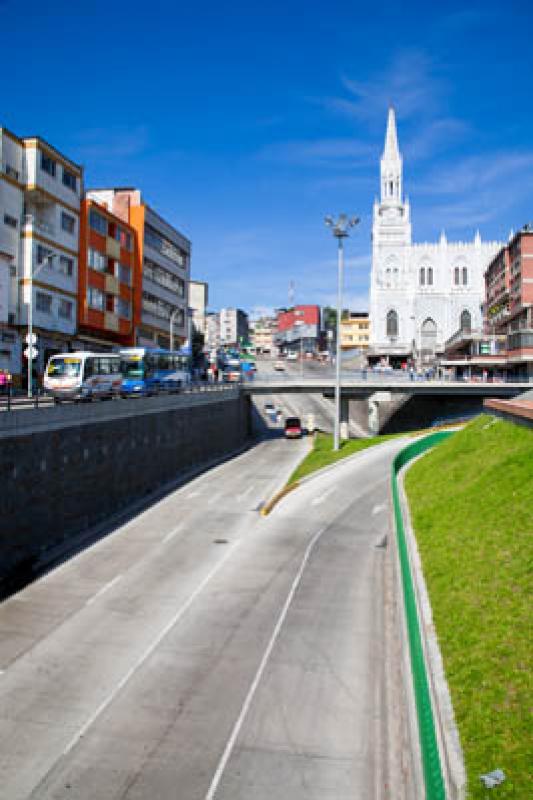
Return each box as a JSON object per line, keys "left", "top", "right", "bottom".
{"left": 454, "top": 267, "right": 460, "bottom": 286}
{"left": 386, "top": 309, "right": 398, "bottom": 337}
{"left": 462, "top": 267, "right": 468, "bottom": 285}
{"left": 419, "top": 267, "right": 425, "bottom": 286}
{"left": 421, "top": 318, "right": 437, "bottom": 361}
{"left": 428, "top": 267, "right": 434, "bottom": 286}
{"left": 389, "top": 181, "right": 394, "bottom": 196}
{"left": 460, "top": 309, "right": 471, "bottom": 332}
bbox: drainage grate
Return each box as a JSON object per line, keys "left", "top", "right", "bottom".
{"left": 213, "top": 538, "right": 229, "bottom": 545}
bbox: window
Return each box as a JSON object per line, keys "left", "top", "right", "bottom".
{"left": 36, "top": 292, "right": 52, "bottom": 313}
{"left": 58, "top": 255, "right": 74, "bottom": 276}
{"left": 419, "top": 267, "right": 425, "bottom": 286}
{"left": 58, "top": 299, "right": 73, "bottom": 320}
{"left": 115, "top": 226, "right": 133, "bottom": 251}
{"left": 118, "top": 297, "right": 131, "bottom": 319}
{"left": 89, "top": 209, "right": 107, "bottom": 236}
{"left": 144, "top": 224, "right": 186, "bottom": 266}
{"left": 88, "top": 286, "right": 104, "bottom": 311}
{"left": 454, "top": 267, "right": 460, "bottom": 286}
{"left": 462, "top": 267, "right": 468, "bottom": 286}
{"left": 41, "top": 152, "right": 56, "bottom": 177}
{"left": 460, "top": 310, "right": 472, "bottom": 332}
{"left": 61, "top": 211, "right": 76, "bottom": 234}
{"left": 119, "top": 263, "right": 131, "bottom": 285}
{"left": 3, "top": 213, "right": 17, "bottom": 228}
{"left": 386, "top": 309, "right": 398, "bottom": 337}
{"left": 5, "top": 164, "right": 19, "bottom": 181}
{"left": 62, "top": 168, "right": 77, "bottom": 192}
{"left": 10, "top": 265, "right": 16, "bottom": 277}
{"left": 427, "top": 267, "right": 433, "bottom": 286}
{"left": 37, "top": 244, "right": 54, "bottom": 266}
{"left": 88, "top": 248, "right": 107, "bottom": 272}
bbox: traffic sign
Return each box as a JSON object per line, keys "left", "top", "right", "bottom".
{"left": 24, "top": 346, "right": 38, "bottom": 360}
{"left": 25, "top": 333, "right": 37, "bottom": 345}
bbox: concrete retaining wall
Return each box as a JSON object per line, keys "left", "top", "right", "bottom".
{"left": 0, "top": 392, "right": 250, "bottom": 595}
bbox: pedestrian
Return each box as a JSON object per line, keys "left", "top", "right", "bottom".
{"left": 409, "top": 365, "right": 415, "bottom": 381}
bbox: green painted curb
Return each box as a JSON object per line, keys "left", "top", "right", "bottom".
{"left": 391, "top": 431, "right": 454, "bottom": 800}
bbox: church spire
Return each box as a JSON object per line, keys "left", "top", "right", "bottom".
{"left": 380, "top": 106, "right": 403, "bottom": 205}
{"left": 383, "top": 106, "right": 400, "bottom": 162}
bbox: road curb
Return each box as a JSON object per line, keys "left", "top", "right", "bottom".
{"left": 391, "top": 432, "right": 466, "bottom": 800}
{"left": 259, "top": 480, "right": 300, "bottom": 516}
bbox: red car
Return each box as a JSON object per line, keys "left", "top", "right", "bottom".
{"left": 284, "top": 417, "right": 302, "bottom": 439}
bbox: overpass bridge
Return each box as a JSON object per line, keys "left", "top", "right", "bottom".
{"left": 244, "top": 377, "right": 526, "bottom": 398}
{"left": 244, "top": 377, "right": 527, "bottom": 435}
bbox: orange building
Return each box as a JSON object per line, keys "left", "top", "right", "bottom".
{"left": 77, "top": 199, "right": 138, "bottom": 348}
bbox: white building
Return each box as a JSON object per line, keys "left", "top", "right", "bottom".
{"left": 368, "top": 108, "right": 502, "bottom": 366}
{"left": 219, "top": 308, "right": 248, "bottom": 348}
{"left": 189, "top": 280, "right": 209, "bottom": 339}
{"left": 0, "top": 127, "right": 82, "bottom": 382}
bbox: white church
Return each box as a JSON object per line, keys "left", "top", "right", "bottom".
{"left": 368, "top": 108, "right": 502, "bottom": 366}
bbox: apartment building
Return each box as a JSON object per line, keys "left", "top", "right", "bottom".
{"left": 77, "top": 199, "right": 137, "bottom": 349}
{"left": 485, "top": 225, "right": 533, "bottom": 379}
{"left": 87, "top": 188, "right": 190, "bottom": 349}
{"left": 340, "top": 312, "right": 370, "bottom": 351}
{"left": 205, "top": 311, "right": 220, "bottom": 352}
{"left": 218, "top": 308, "right": 249, "bottom": 348}
{"left": 0, "top": 127, "right": 82, "bottom": 382}
{"left": 0, "top": 128, "right": 23, "bottom": 374}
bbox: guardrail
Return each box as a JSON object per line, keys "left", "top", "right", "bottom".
{"left": 391, "top": 431, "right": 454, "bottom": 800}
{"left": 0, "top": 382, "right": 234, "bottom": 412}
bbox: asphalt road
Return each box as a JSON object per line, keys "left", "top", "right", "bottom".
{"left": 0, "top": 430, "right": 412, "bottom": 799}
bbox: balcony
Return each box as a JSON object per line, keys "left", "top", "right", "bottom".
{"left": 105, "top": 274, "right": 120, "bottom": 295}
{"left": 104, "top": 312, "right": 119, "bottom": 332}
{"left": 106, "top": 236, "right": 121, "bottom": 260}
{"left": 23, "top": 214, "right": 55, "bottom": 237}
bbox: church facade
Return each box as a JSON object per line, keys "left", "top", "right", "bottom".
{"left": 368, "top": 108, "right": 502, "bottom": 366}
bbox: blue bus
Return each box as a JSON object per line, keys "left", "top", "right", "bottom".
{"left": 120, "top": 348, "right": 191, "bottom": 396}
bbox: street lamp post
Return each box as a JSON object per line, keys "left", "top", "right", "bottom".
{"left": 26, "top": 252, "right": 55, "bottom": 398}
{"left": 325, "top": 214, "right": 359, "bottom": 451}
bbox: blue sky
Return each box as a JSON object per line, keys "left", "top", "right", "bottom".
{"left": 3, "top": 1, "right": 533, "bottom": 316}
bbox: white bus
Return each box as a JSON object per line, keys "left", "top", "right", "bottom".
{"left": 44, "top": 352, "right": 122, "bottom": 403}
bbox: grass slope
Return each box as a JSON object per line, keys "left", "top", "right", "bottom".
{"left": 404, "top": 414, "right": 533, "bottom": 798}
{"left": 288, "top": 431, "right": 401, "bottom": 484}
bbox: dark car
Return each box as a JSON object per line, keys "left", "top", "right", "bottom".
{"left": 284, "top": 417, "right": 302, "bottom": 439}
{"left": 222, "top": 366, "right": 241, "bottom": 383}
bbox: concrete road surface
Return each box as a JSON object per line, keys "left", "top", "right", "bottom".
{"left": 0, "top": 433, "right": 415, "bottom": 799}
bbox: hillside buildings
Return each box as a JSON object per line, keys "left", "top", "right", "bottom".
{"left": 189, "top": 280, "right": 209, "bottom": 339}
{"left": 340, "top": 312, "right": 370, "bottom": 351}
{"left": 218, "top": 308, "right": 249, "bottom": 348}
{"left": 249, "top": 316, "right": 277, "bottom": 354}
{"left": 275, "top": 305, "right": 322, "bottom": 355}
{"left": 368, "top": 108, "right": 502, "bottom": 367}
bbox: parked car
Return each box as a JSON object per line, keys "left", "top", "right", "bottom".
{"left": 284, "top": 417, "right": 303, "bottom": 439}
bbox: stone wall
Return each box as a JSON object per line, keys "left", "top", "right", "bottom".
{"left": 0, "top": 392, "right": 250, "bottom": 596}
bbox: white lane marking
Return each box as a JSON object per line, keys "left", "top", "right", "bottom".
{"left": 311, "top": 489, "right": 332, "bottom": 507}
{"left": 162, "top": 523, "right": 184, "bottom": 544}
{"left": 85, "top": 575, "right": 122, "bottom": 606}
{"left": 64, "top": 546, "right": 236, "bottom": 756}
{"left": 204, "top": 525, "right": 327, "bottom": 800}
{"left": 372, "top": 503, "right": 386, "bottom": 516}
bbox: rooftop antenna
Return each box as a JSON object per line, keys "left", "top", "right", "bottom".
{"left": 288, "top": 280, "right": 295, "bottom": 308}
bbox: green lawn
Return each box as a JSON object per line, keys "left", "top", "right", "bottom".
{"left": 288, "top": 430, "right": 403, "bottom": 484}
{"left": 404, "top": 414, "right": 533, "bottom": 798}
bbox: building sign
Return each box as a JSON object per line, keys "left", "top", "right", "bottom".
{"left": 0, "top": 262, "right": 9, "bottom": 324}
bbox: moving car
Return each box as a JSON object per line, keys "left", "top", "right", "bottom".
{"left": 284, "top": 417, "right": 303, "bottom": 439}
{"left": 222, "top": 366, "right": 241, "bottom": 383}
